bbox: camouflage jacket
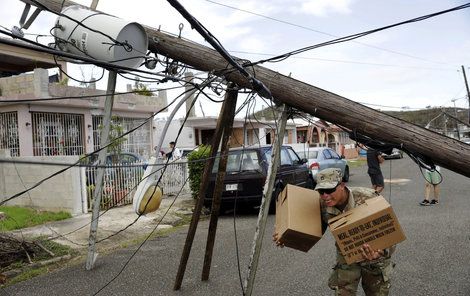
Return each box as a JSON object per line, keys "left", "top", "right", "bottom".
{"left": 320, "top": 186, "right": 393, "bottom": 265}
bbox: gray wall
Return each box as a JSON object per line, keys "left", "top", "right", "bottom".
{"left": 0, "top": 150, "right": 86, "bottom": 215}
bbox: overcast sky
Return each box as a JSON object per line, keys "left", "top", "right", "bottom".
{"left": 1, "top": 0, "right": 470, "bottom": 118}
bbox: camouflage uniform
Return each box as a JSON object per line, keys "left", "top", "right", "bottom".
{"left": 321, "top": 187, "right": 394, "bottom": 296}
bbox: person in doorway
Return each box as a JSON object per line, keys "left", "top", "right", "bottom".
{"left": 420, "top": 166, "right": 441, "bottom": 206}
{"left": 366, "top": 147, "right": 385, "bottom": 195}
{"left": 165, "top": 141, "right": 181, "bottom": 161}
{"left": 273, "top": 168, "right": 395, "bottom": 295}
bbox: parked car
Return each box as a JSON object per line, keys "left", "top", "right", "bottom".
{"left": 180, "top": 147, "right": 196, "bottom": 158}
{"left": 294, "top": 147, "right": 349, "bottom": 186}
{"left": 204, "top": 145, "right": 313, "bottom": 212}
{"left": 382, "top": 148, "right": 404, "bottom": 160}
{"left": 85, "top": 152, "right": 147, "bottom": 186}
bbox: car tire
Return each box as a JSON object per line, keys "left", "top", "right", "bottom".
{"left": 269, "top": 186, "right": 283, "bottom": 214}
{"left": 343, "top": 166, "right": 350, "bottom": 182}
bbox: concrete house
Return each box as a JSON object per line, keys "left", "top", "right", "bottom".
{"left": 0, "top": 38, "right": 167, "bottom": 214}
{"left": 294, "top": 118, "right": 357, "bottom": 158}
{"left": 154, "top": 116, "right": 299, "bottom": 151}
{"left": 0, "top": 39, "right": 167, "bottom": 160}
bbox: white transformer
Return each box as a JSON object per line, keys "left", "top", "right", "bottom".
{"left": 54, "top": 5, "right": 148, "bottom": 69}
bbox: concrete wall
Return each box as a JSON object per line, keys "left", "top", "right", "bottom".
{"left": 0, "top": 150, "right": 86, "bottom": 215}
{"left": 0, "top": 71, "right": 35, "bottom": 96}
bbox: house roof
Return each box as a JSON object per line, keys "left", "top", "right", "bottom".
{"left": 0, "top": 37, "right": 67, "bottom": 77}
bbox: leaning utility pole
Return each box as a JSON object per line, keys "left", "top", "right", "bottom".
{"left": 461, "top": 65, "right": 470, "bottom": 125}
{"left": 86, "top": 70, "right": 116, "bottom": 270}
{"left": 244, "top": 104, "right": 288, "bottom": 296}
{"left": 26, "top": 0, "right": 470, "bottom": 179}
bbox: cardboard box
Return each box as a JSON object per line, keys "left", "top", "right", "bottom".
{"left": 328, "top": 196, "right": 406, "bottom": 264}
{"left": 275, "top": 184, "right": 322, "bottom": 252}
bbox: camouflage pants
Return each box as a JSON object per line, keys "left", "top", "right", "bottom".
{"left": 328, "top": 259, "right": 393, "bottom": 296}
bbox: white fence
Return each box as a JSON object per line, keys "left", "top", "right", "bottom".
{"left": 85, "top": 160, "right": 190, "bottom": 211}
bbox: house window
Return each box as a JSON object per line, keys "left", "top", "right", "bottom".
{"left": 0, "top": 111, "right": 20, "bottom": 156}
{"left": 92, "top": 116, "right": 151, "bottom": 159}
{"left": 32, "top": 112, "right": 85, "bottom": 156}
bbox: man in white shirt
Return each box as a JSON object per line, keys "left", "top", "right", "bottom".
{"left": 166, "top": 141, "right": 181, "bottom": 161}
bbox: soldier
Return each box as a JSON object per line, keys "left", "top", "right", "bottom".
{"left": 274, "top": 168, "right": 395, "bottom": 295}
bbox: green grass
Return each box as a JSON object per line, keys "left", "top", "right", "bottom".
{"left": 0, "top": 206, "right": 71, "bottom": 231}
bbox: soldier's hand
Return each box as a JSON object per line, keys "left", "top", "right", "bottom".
{"left": 360, "top": 243, "right": 384, "bottom": 261}
{"left": 272, "top": 232, "right": 284, "bottom": 248}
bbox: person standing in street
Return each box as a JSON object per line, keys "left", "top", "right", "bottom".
{"left": 366, "top": 147, "right": 384, "bottom": 195}
{"left": 165, "top": 141, "right": 181, "bottom": 161}
{"left": 420, "top": 166, "right": 441, "bottom": 206}
{"left": 273, "top": 168, "right": 395, "bottom": 295}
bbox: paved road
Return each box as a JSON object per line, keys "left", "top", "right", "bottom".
{"left": 3, "top": 156, "right": 469, "bottom": 295}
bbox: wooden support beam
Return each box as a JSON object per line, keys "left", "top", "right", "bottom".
{"left": 173, "top": 85, "right": 239, "bottom": 290}
{"left": 201, "top": 83, "right": 238, "bottom": 281}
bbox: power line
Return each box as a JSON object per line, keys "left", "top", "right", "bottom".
{"left": 247, "top": 3, "right": 470, "bottom": 67}
{"left": 167, "top": 0, "right": 273, "bottom": 101}
{"left": 91, "top": 76, "right": 219, "bottom": 294}
{"left": 229, "top": 50, "right": 456, "bottom": 72}
{"left": 204, "top": 0, "right": 459, "bottom": 66}
{"left": 0, "top": 85, "right": 186, "bottom": 103}
{"left": 92, "top": 176, "right": 190, "bottom": 295}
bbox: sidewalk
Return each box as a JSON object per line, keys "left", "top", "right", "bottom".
{"left": 10, "top": 193, "right": 196, "bottom": 252}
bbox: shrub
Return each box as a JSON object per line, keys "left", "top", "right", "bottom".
{"left": 187, "top": 145, "right": 211, "bottom": 199}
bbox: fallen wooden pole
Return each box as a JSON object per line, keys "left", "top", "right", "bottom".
{"left": 30, "top": 0, "right": 470, "bottom": 177}
{"left": 145, "top": 29, "right": 470, "bottom": 178}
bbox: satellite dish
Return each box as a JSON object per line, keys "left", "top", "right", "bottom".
{"left": 54, "top": 5, "right": 148, "bottom": 69}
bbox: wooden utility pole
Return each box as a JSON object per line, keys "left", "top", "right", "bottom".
{"left": 27, "top": 0, "right": 470, "bottom": 177}
{"left": 461, "top": 65, "right": 470, "bottom": 125}
{"left": 244, "top": 104, "right": 288, "bottom": 296}
{"left": 201, "top": 83, "right": 238, "bottom": 281}
{"left": 451, "top": 99, "right": 461, "bottom": 140}
{"left": 86, "top": 70, "right": 116, "bottom": 270}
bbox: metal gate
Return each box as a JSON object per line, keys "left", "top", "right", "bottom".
{"left": 85, "top": 160, "right": 190, "bottom": 210}
{"left": 31, "top": 112, "right": 84, "bottom": 156}
{"left": 0, "top": 111, "right": 20, "bottom": 156}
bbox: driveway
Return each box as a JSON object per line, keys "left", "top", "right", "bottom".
{"left": 3, "top": 156, "right": 469, "bottom": 295}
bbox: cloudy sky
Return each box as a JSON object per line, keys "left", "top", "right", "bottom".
{"left": 1, "top": 0, "right": 470, "bottom": 118}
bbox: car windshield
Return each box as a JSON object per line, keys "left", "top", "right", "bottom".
{"left": 212, "top": 150, "right": 261, "bottom": 173}
{"left": 295, "top": 150, "right": 318, "bottom": 159}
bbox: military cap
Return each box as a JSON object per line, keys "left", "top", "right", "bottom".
{"left": 314, "top": 168, "right": 343, "bottom": 190}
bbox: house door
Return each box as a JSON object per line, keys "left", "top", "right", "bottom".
{"left": 201, "top": 129, "right": 215, "bottom": 145}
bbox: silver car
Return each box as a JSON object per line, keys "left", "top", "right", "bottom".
{"left": 294, "top": 147, "right": 349, "bottom": 185}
